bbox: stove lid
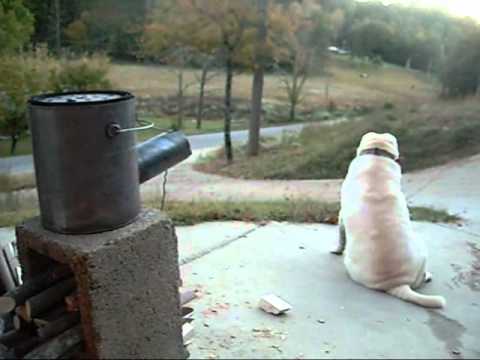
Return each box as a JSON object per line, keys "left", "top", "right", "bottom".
{"left": 29, "top": 91, "right": 134, "bottom": 106}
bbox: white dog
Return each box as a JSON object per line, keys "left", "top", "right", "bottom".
{"left": 332, "top": 132, "right": 446, "bottom": 308}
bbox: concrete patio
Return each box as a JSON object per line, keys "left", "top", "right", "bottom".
{"left": 177, "top": 220, "right": 479, "bottom": 359}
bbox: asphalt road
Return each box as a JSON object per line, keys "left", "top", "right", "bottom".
{"left": 187, "top": 123, "right": 304, "bottom": 150}
{"left": 0, "top": 123, "right": 306, "bottom": 174}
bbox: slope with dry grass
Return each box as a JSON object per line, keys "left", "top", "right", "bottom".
{"left": 195, "top": 98, "right": 480, "bottom": 180}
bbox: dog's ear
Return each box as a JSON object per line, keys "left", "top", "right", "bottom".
{"left": 361, "top": 132, "right": 379, "bottom": 142}
{"left": 381, "top": 133, "right": 398, "bottom": 145}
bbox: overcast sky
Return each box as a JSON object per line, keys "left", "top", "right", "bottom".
{"left": 357, "top": 0, "right": 480, "bottom": 21}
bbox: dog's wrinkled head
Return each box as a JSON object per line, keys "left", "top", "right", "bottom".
{"left": 356, "top": 132, "right": 400, "bottom": 160}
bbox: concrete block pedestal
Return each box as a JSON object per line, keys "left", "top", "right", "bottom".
{"left": 16, "top": 208, "right": 187, "bottom": 359}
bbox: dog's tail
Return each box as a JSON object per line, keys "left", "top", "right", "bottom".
{"left": 387, "top": 285, "right": 446, "bottom": 308}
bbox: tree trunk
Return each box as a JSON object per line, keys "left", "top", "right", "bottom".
{"left": 248, "top": 0, "right": 268, "bottom": 157}
{"left": 248, "top": 68, "right": 264, "bottom": 156}
{"left": 196, "top": 66, "right": 208, "bottom": 130}
{"left": 54, "top": 0, "right": 61, "bottom": 55}
{"left": 224, "top": 49, "right": 234, "bottom": 163}
{"left": 289, "top": 71, "right": 298, "bottom": 122}
{"left": 289, "top": 101, "right": 296, "bottom": 123}
{"left": 177, "top": 70, "right": 184, "bottom": 130}
{"left": 10, "top": 135, "right": 18, "bottom": 156}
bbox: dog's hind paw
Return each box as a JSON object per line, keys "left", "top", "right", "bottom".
{"left": 330, "top": 249, "right": 344, "bottom": 256}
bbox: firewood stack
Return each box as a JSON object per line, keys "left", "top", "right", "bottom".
{"left": 0, "top": 265, "right": 84, "bottom": 359}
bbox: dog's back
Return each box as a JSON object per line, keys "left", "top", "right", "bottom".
{"left": 341, "top": 155, "right": 426, "bottom": 290}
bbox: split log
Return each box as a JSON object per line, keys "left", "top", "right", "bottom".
{"left": 182, "top": 306, "right": 193, "bottom": 316}
{"left": 33, "top": 306, "right": 67, "bottom": 328}
{"left": 182, "top": 306, "right": 194, "bottom": 325}
{"left": 37, "top": 312, "right": 80, "bottom": 340}
{"left": 0, "top": 329, "right": 32, "bottom": 348}
{"left": 0, "top": 265, "right": 72, "bottom": 314}
{"left": 180, "top": 289, "right": 197, "bottom": 306}
{"left": 0, "top": 343, "right": 13, "bottom": 359}
{"left": 13, "top": 335, "right": 42, "bottom": 358}
{"left": 0, "top": 313, "right": 13, "bottom": 333}
{"left": 0, "top": 255, "right": 15, "bottom": 293}
{"left": 23, "top": 325, "right": 83, "bottom": 359}
{"left": 24, "top": 278, "right": 76, "bottom": 321}
{"left": 58, "top": 342, "right": 85, "bottom": 359}
{"left": 182, "top": 323, "right": 194, "bottom": 345}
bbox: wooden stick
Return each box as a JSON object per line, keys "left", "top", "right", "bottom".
{"left": 13, "top": 314, "right": 36, "bottom": 333}
{"left": 0, "top": 265, "right": 72, "bottom": 314}
{"left": 16, "top": 304, "right": 31, "bottom": 323}
{"left": 37, "top": 312, "right": 80, "bottom": 340}
{"left": 25, "top": 278, "right": 76, "bottom": 321}
{"left": 65, "top": 292, "right": 80, "bottom": 313}
{"left": 13, "top": 314, "right": 22, "bottom": 330}
{"left": 2, "top": 248, "right": 19, "bottom": 287}
{"left": 23, "top": 325, "right": 83, "bottom": 359}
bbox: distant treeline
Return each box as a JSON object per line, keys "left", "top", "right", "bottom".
{"left": 2, "top": 0, "right": 480, "bottom": 96}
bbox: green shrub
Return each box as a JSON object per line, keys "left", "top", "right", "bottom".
{"left": 384, "top": 101, "right": 395, "bottom": 110}
{"left": 0, "top": 49, "right": 52, "bottom": 154}
{"left": 49, "top": 55, "right": 112, "bottom": 92}
{"left": 0, "top": 51, "right": 112, "bottom": 155}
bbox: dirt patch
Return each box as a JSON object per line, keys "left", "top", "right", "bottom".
{"left": 451, "top": 242, "right": 480, "bottom": 292}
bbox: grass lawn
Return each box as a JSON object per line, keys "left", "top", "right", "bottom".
{"left": 0, "top": 137, "right": 34, "bottom": 157}
{"left": 0, "top": 200, "right": 461, "bottom": 228}
{"left": 196, "top": 98, "right": 480, "bottom": 180}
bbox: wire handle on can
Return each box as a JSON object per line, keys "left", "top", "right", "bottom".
{"left": 106, "top": 119, "right": 154, "bottom": 138}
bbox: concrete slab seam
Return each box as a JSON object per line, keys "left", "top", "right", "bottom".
{"left": 179, "top": 226, "right": 261, "bottom": 266}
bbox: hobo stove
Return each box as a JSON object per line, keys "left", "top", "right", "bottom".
{"left": 11, "top": 91, "right": 191, "bottom": 359}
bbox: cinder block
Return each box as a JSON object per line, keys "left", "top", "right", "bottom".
{"left": 16, "top": 209, "right": 187, "bottom": 359}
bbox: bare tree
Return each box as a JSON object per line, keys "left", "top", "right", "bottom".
{"left": 190, "top": 0, "right": 251, "bottom": 163}
{"left": 194, "top": 53, "right": 219, "bottom": 129}
{"left": 161, "top": 47, "right": 196, "bottom": 130}
{"left": 271, "top": 2, "right": 331, "bottom": 122}
{"left": 280, "top": 51, "right": 310, "bottom": 122}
